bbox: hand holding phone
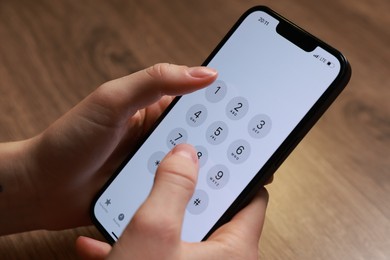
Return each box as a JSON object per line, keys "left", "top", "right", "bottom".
{"left": 78, "top": 144, "right": 269, "bottom": 259}
{"left": 92, "top": 6, "right": 351, "bottom": 244}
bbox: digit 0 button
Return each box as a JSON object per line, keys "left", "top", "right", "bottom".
{"left": 227, "top": 139, "right": 251, "bottom": 164}
{"left": 186, "top": 104, "right": 208, "bottom": 127}
{"left": 207, "top": 164, "right": 230, "bottom": 190}
{"left": 205, "top": 79, "right": 227, "bottom": 103}
{"left": 226, "top": 96, "right": 249, "bottom": 120}
{"left": 167, "top": 127, "right": 188, "bottom": 149}
{"left": 248, "top": 114, "right": 272, "bottom": 139}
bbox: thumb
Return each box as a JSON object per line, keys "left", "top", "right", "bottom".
{"left": 86, "top": 63, "right": 217, "bottom": 125}
{"left": 108, "top": 144, "right": 198, "bottom": 259}
{"left": 148, "top": 143, "right": 199, "bottom": 222}
{"left": 75, "top": 236, "right": 112, "bottom": 260}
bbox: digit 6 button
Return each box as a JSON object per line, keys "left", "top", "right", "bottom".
{"left": 227, "top": 139, "right": 251, "bottom": 164}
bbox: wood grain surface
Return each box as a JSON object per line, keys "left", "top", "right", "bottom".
{"left": 0, "top": 0, "right": 389, "bottom": 259}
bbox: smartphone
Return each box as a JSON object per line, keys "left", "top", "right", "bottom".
{"left": 91, "top": 6, "right": 351, "bottom": 243}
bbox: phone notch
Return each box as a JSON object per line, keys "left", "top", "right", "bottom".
{"left": 276, "top": 20, "right": 317, "bottom": 52}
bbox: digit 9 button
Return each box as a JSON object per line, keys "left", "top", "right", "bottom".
{"left": 206, "top": 164, "right": 230, "bottom": 190}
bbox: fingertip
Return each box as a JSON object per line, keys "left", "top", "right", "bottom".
{"left": 170, "top": 143, "right": 198, "bottom": 165}
{"left": 144, "top": 63, "right": 218, "bottom": 95}
{"left": 187, "top": 66, "right": 218, "bottom": 78}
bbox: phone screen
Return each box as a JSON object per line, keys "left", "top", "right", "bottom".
{"left": 92, "top": 7, "right": 350, "bottom": 243}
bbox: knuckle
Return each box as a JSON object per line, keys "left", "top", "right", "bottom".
{"left": 130, "top": 209, "right": 178, "bottom": 243}
{"left": 157, "top": 159, "right": 197, "bottom": 191}
{"left": 145, "top": 63, "right": 172, "bottom": 80}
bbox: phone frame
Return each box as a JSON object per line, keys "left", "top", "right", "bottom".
{"left": 91, "top": 5, "right": 351, "bottom": 244}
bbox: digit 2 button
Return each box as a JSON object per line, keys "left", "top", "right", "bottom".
{"left": 226, "top": 96, "right": 249, "bottom": 120}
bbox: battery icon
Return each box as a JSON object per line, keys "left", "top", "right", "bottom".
{"left": 326, "top": 61, "right": 335, "bottom": 68}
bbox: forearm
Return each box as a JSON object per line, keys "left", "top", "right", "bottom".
{"left": 0, "top": 139, "right": 40, "bottom": 235}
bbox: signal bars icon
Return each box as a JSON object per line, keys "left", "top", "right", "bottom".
{"left": 313, "top": 54, "right": 335, "bottom": 68}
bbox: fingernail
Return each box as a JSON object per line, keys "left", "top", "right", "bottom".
{"left": 188, "top": 66, "right": 217, "bottom": 78}
{"left": 172, "top": 144, "right": 198, "bottom": 164}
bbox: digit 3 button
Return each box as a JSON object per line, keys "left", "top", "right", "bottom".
{"left": 187, "top": 189, "right": 209, "bottom": 215}
{"left": 248, "top": 114, "right": 272, "bottom": 138}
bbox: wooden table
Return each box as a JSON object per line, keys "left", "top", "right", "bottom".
{"left": 0, "top": 0, "right": 389, "bottom": 259}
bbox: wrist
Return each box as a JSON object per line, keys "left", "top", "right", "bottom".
{"left": 0, "top": 138, "right": 41, "bottom": 235}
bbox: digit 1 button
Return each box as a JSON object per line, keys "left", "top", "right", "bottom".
{"left": 206, "top": 164, "right": 230, "bottom": 190}
{"left": 205, "top": 79, "right": 227, "bottom": 103}
{"left": 248, "top": 114, "right": 272, "bottom": 139}
{"left": 206, "top": 121, "right": 229, "bottom": 145}
{"left": 186, "top": 104, "right": 208, "bottom": 127}
{"left": 166, "top": 127, "right": 188, "bottom": 149}
{"left": 226, "top": 97, "right": 249, "bottom": 120}
{"left": 227, "top": 139, "right": 251, "bottom": 164}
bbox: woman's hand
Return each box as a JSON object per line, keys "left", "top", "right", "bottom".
{"left": 76, "top": 144, "right": 269, "bottom": 260}
{"left": 0, "top": 64, "right": 217, "bottom": 234}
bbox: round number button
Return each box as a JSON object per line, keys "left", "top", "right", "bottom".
{"left": 248, "top": 114, "right": 272, "bottom": 139}
{"left": 226, "top": 97, "right": 249, "bottom": 120}
{"left": 227, "top": 139, "right": 251, "bottom": 164}
{"left": 206, "top": 121, "right": 229, "bottom": 145}
{"left": 205, "top": 80, "right": 227, "bottom": 103}
{"left": 147, "top": 151, "right": 166, "bottom": 174}
{"left": 207, "top": 164, "right": 230, "bottom": 190}
{"left": 167, "top": 127, "right": 188, "bottom": 149}
{"left": 186, "top": 104, "right": 208, "bottom": 127}
{"left": 187, "top": 189, "right": 209, "bottom": 215}
{"left": 195, "top": 145, "right": 208, "bottom": 168}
